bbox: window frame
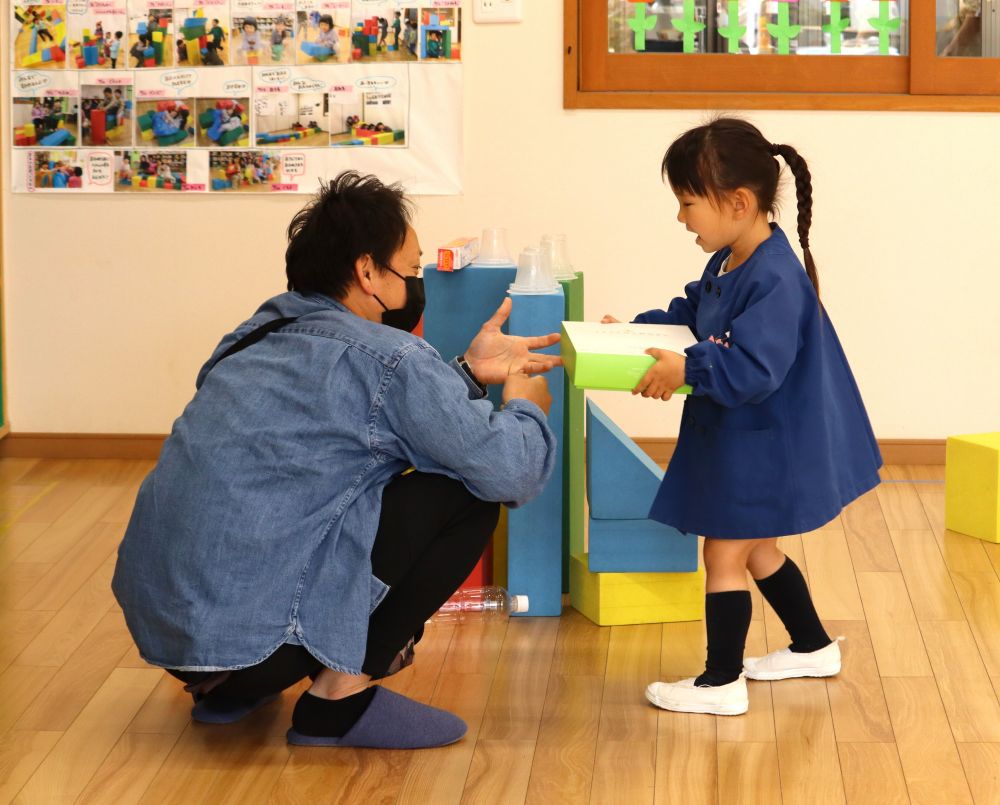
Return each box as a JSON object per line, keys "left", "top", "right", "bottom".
{"left": 565, "top": 0, "right": 1000, "bottom": 111}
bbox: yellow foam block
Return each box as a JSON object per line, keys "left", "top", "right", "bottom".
{"left": 131, "top": 175, "right": 142, "bottom": 187}
{"left": 186, "top": 40, "right": 199, "bottom": 62}
{"left": 22, "top": 51, "right": 43, "bottom": 66}
{"left": 152, "top": 30, "right": 164, "bottom": 43}
{"left": 374, "top": 132, "right": 395, "bottom": 145}
{"left": 140, "top": 128, "right": 155, "bottom": 141}
{"left": 945, "top": 432, "right": 1000, "bottom": 543}
{"left": 569, "top": 553, "right": 703, "bottom": 626}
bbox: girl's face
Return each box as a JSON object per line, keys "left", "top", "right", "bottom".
{"left": 319, "top": 21, "right": 330, "bottom": 32}
{"left": 673, "top": 188, "right": 742, "bottom": 254}
{"left": 244, "top": 22, "right": 255, "bottom": 33}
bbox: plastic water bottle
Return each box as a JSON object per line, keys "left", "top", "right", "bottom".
{"left": 431, "top": 587, "right": 529, "bottom": 624}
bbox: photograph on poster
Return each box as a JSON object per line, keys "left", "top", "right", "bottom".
{"left": 295, "top": 2, "right": 351, "bottom": 64}
{"left": 127, "top": 5, "right": 174, "bottom": 67}
{"left": 351, "top": 2, "right": 417, "bottom": 62}
{"left": 196, "top": 98, "right": 249, "bottom": 146}
{"left": 209, "top": 149, "right": 282, "bottom": 191}
{"left": 13, "top": 5, "right": 68, "bottom": 70}
{"left": 330, "top": 87, "right": 406, "bottom": 147}
{"left": 33, "top": 150, "right": 83, "bottom": 188}
{"left": 80, "top": 84, "right": 132, "bottom": 147}
{"left": 173, "top": 3, "right": 229, "bottom": 66}
{"left": 136, "top": 99, "right": 196, "bottom": 147}
{"left": 67, "top": 5, "right": 128, "bottom": 70}
{"left": 420, "top": 7, "right": 460, "bottom": 61}
{"left": 114, "top": 149, "right": 188, "bottom": 190}
{"left": 231, "top": 2, "right": 294, "bottom": 65}
{"left": 13, "top": 96, "right": 79, "bottom": 147}
{"left": 255, "top": 92, "right": 329, "bottom": 146}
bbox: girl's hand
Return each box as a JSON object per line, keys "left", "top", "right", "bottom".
{"left": 601, "top": 315, "right": 620, "bottom": 324}
{"left": 633, "top": 348, "right": 685, "bottom": 401}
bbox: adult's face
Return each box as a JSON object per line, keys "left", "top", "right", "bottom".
{"left": 366, "top": 225, "right": 422, "bottom": 315}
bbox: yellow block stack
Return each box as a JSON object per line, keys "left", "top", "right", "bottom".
{"left": 945, "top": 432, "right": 1000, "bottom": 543}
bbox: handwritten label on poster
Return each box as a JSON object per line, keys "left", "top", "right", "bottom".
{"left": 88, "top": 152, "right": 112, "bottom": 185}
{"left": 282, "top": 153, "right": 305, "bottom": 175}
{"left": 14, "top": 73, "right": 51, "bottom": 94}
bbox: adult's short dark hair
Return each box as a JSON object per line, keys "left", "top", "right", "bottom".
{"left": 285, "top": 171, "right": 411, "bottom": 301}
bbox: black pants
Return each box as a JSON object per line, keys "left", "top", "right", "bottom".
{"left": 169, "top": 472, "right": 498, "bottom": 699}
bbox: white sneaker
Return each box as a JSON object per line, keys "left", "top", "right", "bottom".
{"left": 743, "top": 637, "right": 845, "bottom": 681}
{"left": 645, "top": 675, "right": 748, "bottom": 716}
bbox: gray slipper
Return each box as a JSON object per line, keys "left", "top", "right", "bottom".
{"left": 191, "top": 692, "right": 280, "bottom": 724}
{"left": 286, "top": 686, "right": 466, "bottom": 748}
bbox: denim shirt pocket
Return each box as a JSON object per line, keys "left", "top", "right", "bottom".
{"left": 370, "top": 574, "right": 390, "bottom": 614}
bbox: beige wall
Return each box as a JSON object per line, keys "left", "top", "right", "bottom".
{"left": 3, "top": 5, "right": 999, "bottom": 437}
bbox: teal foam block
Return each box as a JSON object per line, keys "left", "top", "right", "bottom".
{"left": 586, "top": 398, "right": 663, "bottom": 520}
{"left": 561, "top": 272, "right": 585, "bottom": 591}
{"left": 507, "top": 288, "right": 565, "bottom": 616}
{"left": 422, "top": 264, "right": 517, "bottom": 411}
{"left": 588, "top": 516, "right": 698, "bottom": 572}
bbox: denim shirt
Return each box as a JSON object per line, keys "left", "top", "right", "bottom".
{"left": 112, "top": 292, "right": 557, "bottom": 673}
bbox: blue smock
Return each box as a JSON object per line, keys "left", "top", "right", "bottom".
{"left": 634, "top": 225, "right": 882, "bottom": 539}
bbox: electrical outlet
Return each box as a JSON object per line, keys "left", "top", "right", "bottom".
{"left": 472, "top": 0, "right": 523, "bottom": 24}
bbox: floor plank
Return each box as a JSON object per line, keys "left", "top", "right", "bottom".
{"left": 16, "top": 667, "right": 162, "bottom": 803}
{"left": 772, "top": 679, "right": 846, "bottom": 804}
{"left": 836, "top": 742, "right": 909, "bottom": 805}
{"left": 882, "top": 677, "right": 974, "bottom": 805}
{"left": 802, "top": 527, "right": 865, "bottom": 620}
{"left": 841, "top": 489, "right": 900, "bottom": 572}
{"left": 824, "top": 620, "right": 894, "bottom": 743}
{"left": 918, "top": 620, "right": 1000, "bottom": 742}
{"left": 855, "top": 571, "right": 932, "bottom": 677}
{"left": 716, "top": 742, "right": 782, "bottom": 805}
{"left": 956, "top": 742, "right": 1000, "bottom": 805}
{"left": 888, "top": 529, "right": 967, "bottom": 622}
{"left": 0, "top": 730, "right": 61, "bottom": 804}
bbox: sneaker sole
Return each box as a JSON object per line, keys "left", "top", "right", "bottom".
{"left": 644, "top": 687, "right": 748, "bottom": 716}
{"left": 743, "top": 664, "right": 841, "bottom": 681}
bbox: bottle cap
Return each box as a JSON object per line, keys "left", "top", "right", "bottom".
{"left": 512, "top": 594, "right": 529, "bottom": 613}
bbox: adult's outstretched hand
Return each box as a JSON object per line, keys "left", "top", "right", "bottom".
{"left": 464, "top": 298, "right": 562, "bottom": 385}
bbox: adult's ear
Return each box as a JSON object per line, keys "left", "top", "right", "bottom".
{"left": 354, "top": 255, "right": 376, "bottom": 294}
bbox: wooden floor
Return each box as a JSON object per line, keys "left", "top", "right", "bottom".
{"left": 1, "top": 458, "right": 999, "bottom": 804}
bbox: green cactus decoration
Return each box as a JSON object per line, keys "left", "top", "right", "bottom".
{"left": 627, "top": 3, "right": 658, "bottom": 52}
{"left": 822, "top": 0, "right": 850, "bottom": 54}
{"left": 868, "top": 0, "right": 900, "bottom": 55}
{"left": 670, "top": 0, "right": 706, "bottom": 54}
{"left": 717, "top": 0, "right": 745, "bottom": 54}
{"left": 766, "top": 0, "right": 801, "bottom": 55}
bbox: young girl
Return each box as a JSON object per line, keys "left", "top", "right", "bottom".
{"left": 607, "top": 118, "right": 882, "bottom": 716}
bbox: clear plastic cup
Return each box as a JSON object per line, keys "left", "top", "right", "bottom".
{"left": 542, "top": 233, "right": 576, "bottom": 280}
{"left": 509, "top": 247, "right": 559, "bottom": 294}
{"left": 476, "top": 227, "right": 515, "bottom": 266}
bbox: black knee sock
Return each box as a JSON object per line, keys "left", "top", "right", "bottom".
{"left": 754, "top": 557, "right": 831, "bottom": 653}
{"left": 695, "top": 590, "right": 752, "bottom": 687}
{"left": 292, "top": 688, "right": 377, "bottom": 738}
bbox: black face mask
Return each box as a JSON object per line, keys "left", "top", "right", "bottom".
{"left": 374, "top": 268, "right": 425, "bottom": 333}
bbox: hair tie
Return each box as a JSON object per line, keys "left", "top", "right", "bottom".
{"left": 770, "top": 143, "right": 782, "bottom": 156}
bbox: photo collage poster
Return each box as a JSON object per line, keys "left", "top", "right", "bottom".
{"left": 9, "top": 0, "right": 463, "bottom": 193}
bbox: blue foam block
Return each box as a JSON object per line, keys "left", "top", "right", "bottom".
{"left": 40, "top": 127, "right": 72, "bottom": 146}
{"left": 421, "top": 264, "right": 517, "bottom": 411}
{"left": 587, "top": 516, "right": 698, "bottom": 573}
{"left": 586, "top": 399, "right": 664, "bottom": 520}
{"left": 506, "top": 289, "right": 566, "bottom": 616}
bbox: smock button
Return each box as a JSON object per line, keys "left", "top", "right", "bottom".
{"left": 705, "top": 281, "right": 713, "bottom": 293}
{"left": 716, "top": 287, "right": 722, "bottom": 298}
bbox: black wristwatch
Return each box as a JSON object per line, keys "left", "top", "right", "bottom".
{"left": 457, "top": 355, "right": 487, "bottom": 395}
